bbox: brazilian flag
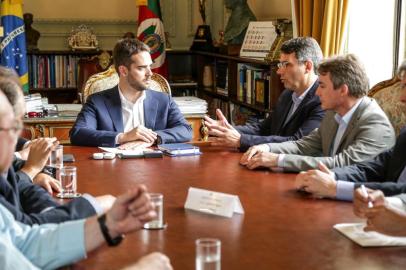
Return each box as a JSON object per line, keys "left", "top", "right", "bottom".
{"left": 0, "top": 0, "right": 29, "bottom": 93}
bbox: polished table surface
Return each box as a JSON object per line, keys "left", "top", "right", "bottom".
{"left": 64, "top": 146, "right": 406, "bottom": 270}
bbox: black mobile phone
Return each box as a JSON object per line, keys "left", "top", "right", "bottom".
{"left": 63, "top": 154, "right": 75, "bottom": 162}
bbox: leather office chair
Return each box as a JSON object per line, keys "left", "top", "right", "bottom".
{"left": 368, "top": 76, "right": 406, "bottom": 136}
{"left": 82, "top": 65, "right": 171, "bottom": 103}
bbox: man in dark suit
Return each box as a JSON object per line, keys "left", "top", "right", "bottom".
{"left": 204, "top": 37, "right": 325, "bottom": 151}
{"left": 0, "top": 77, "right": 114, "bottom": 225}
{"left": 295, "top": 60, "right": 406, "bottom": 200}
{"left": 70, "top": 38, "right": 192, "bottom": 147}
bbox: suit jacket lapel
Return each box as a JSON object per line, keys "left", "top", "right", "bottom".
{"left": 281, "top": 80, "right": 319, "bottom": 129}
{"left": 143, "top": 91, "right": 158, "bottom": 129}
{"left": 104, "top": 86, "right": 124, "bottom": 132}
{"left": 276, "top": 93, "right": 293, "bottom": 131}
{"left": 336, "top": 97, "right": 370, "bottom": 153}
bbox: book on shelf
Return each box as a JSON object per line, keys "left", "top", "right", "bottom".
{"left": 215, "top": 60, "right": 228, "bottom": 96}
{"left": 158, "top": 143, "right": 201, "bottom": 156}
{"left": 28, "top": 54, "right": 80, "bottom": 89}
{"left": 236, "top": 63, "right": 270, "bottom": 108}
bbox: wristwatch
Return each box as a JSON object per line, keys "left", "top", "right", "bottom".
{"left": 155, "top": 135, "right": 162, "bottom": 145}
{"left": 97, "top": 214, "right": 124, "bottom": 247}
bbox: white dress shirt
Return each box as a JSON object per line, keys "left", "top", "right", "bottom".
{"left": 115, "top": 87, "right": 147, "bottom": 144}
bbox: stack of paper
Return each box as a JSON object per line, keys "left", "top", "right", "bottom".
{"left": 55, "top": 104, "right": 82, "bottom": 117}
{"left": 158, "top": 143, "right": 201, "bottom": 157}
{"left": 25, "top": 93, "right": 43, "bottom": 113}
{"left": 334, "top": 223, "right": 406, "bottom": 247}
{"left": 173, "top": 96, "right": 207, "bottom": 115}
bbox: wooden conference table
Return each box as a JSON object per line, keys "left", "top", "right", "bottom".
{"left": 63, "top": 146, "right": 406, "bottom": 270}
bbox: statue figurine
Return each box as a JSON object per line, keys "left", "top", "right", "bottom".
{"left": 224, "top": 0, "right": 256, "bottom": 45}
{"left": 23, "top": 13, "right": 41, "bottom": 51}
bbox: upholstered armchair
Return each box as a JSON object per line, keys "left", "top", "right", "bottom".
{"left": 368, "top": 76, "right": 406, "bottom": 136}
{"left": 81, "top": 65, "right": 171, "bottom": 103}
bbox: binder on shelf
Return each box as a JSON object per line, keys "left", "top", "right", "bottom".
{"left": 158, "top": 143, "right": 201, "bottom": 156}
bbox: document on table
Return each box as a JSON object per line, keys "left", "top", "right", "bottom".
{"left": 99, "top": 147, "right": 144, "bottom": 156}
{"left": 334, "top": 223, "right": 406, "bottom": 247}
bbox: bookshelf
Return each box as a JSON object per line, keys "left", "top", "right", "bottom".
{"left": 27, "top": 50, "right": 106, "bottom": 103}
{"left": 193, "top": 51, "right": 283, "bottom": 124}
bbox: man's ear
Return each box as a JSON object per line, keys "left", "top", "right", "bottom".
{"left": 304, "top": 60, "right": 314, "bottom": 74}
{"left": 118, "top": 65, "right": 128, "bottom": 77}
{"left": 340, "top": 84, "right": 349, "bottom": 96}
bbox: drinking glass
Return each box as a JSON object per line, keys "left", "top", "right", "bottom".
{"left": 195, "top": 238, "right": 221, "bottom": 270}
{"left": 143, "top": 193, "right": 165, "bottom": 229}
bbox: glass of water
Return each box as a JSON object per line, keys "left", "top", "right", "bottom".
{"left": 143, "top": 193, "right": 165, "bottom": 229}
{"left": 56, "top": 166, "right": 81, "bottom": 198}
{"left": 49, "top": 144, "right": 63, "bottom": 168}
{"left": 196, "top": 238, "right": 221, "bottom": 270}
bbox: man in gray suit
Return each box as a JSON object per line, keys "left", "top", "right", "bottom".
{"left": 241, "top": 54, "right": 395, "bottom": 172}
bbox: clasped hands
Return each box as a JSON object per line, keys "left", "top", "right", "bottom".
{"left": 118, "top": 126, "right": 157, "bottom": 150}
{"left": 294, "top": 162, "right": 337, "bottom": 198}
{"left": 204, "top": 109, "right": 241, "bottom": 148}
{"left": 353, "top": 187, "right": 406, "bottom": 236}
{"left": 239, "top": 144, "right": 279, "bottom": 169}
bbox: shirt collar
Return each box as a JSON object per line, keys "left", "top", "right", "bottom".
{"left": 334, "top": 97, "right": 364, "bottom": 124}
{"left": 291, "top": 80, "right": 316, "bottom": 105}
{"left": 118, "top": 86, "right": 146, "bottom": 106}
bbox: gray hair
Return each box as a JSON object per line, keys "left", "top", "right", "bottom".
{"left": 280, "top": 37, "right": 324, "bottom": 71}
{"left": 318, "top": 54, "right": 369, "bottom": 98}
{"left": 0, "top": 77, "right": 25, "bottom": 117}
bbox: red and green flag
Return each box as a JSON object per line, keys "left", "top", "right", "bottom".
{"left": 137, "top": 0, "right": 167, "bottom": 78}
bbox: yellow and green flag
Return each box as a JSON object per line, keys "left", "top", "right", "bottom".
{"left": 0, "top": 0, "right": 29, "bottom": 93}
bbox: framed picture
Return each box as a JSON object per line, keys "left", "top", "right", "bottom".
{"left": 240, "top": 21, "right": 277, "bottom": 59}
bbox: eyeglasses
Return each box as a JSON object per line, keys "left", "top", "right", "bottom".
{"left": 277, "top": 60, "right": 305, "bottom": 69}
{"left": 0, "top": 122, "right": 23, "bottom": 135}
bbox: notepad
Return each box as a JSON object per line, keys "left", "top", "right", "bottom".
{"left": 158, "top": 143, "right": 201, "bottom": 156}
{"left": 334, "top": 223, "right": 406, "bottom": 247}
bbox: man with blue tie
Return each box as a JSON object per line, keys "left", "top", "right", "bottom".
{"left": 70, "top": 38, "right": 192, "bottom": 147}
{"left": 241, "top": 54, "right": 395, "bottom": 172}
{"left": 295, "top": 60, "right": 406, "bottom": 200}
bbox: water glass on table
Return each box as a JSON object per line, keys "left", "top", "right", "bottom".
{"left": 143, "top": 193, "right": 165, "bottom": 229}
{"left": 56, "top": 166, "right": 81, "bottom": 198}
{"left": 196, "top": 238, "right": 221, "bottom": 270}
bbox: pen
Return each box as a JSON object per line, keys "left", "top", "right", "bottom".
{"left": 360, "top": 184, "right": 373, "bottom": 208}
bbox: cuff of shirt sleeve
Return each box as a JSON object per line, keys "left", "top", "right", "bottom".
{"left": 14, "top": 152, "right": 22, "bottom": 159}
{"left": 115, "top": 133, "right": 122, "bottom": 145}
{"left": 82, "top": 193, "right": 103, "bottom": 215}
{"left": 277, "top": 154, "right": 285, "bottom": 168}
{"left": 336, "top": 181, "right": 355, "bottom": 201}
{"left": 386, "top": 197, "right": 406, "bottom": 211}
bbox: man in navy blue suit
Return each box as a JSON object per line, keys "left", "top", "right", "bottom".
{"left": 70, "top": 38, "right": 192, "bottom": 147}
{"left": 295, "top": 60, "right": 406, "bottom": 200}
{"left": 204, "top": 37, "right": 325, "bottom": 151}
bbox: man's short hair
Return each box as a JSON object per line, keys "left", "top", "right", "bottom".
{"left": 317, "top": 54, "right": 369, "bottom": 98}
{"left": 280, "top": 37, "right": 323, "bottom": 71}
{"left": 113, "top": 38, "right": 150, "bottom": 74}
{"left": 0, "top": 77, "right": 25, "bottom": 117}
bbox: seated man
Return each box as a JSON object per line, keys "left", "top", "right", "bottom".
{"left": 294, "top": 60, "right": 406, "bottom": 200}
{"left": 353, "top": 187, "right": 406, "bottom": 237}
{"left": 205, "top": 37, "right": 325, "bottom": 151}
{"left": 0, "top": 66, "right": 60, "bottom": 193}
{"left": 0, "top": 90, "right": 172, "bottom": 270}
{"left": 70, "top": 38, "right": 192, "bottom": 147}
{"left": 0, "top": 77, "right": 114, "bottom": 225}
{"left": 241, "top": 54, "right": 395, "bottom": 172}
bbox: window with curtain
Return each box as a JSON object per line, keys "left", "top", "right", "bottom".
{"left": 344, "top": 0, "right": 400, "bottom": 87}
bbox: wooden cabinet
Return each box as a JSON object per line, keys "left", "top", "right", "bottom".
{"left": 23, "top": 114, "right": 205, "bottom": 144}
